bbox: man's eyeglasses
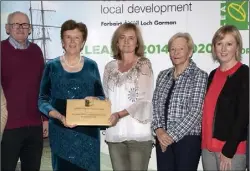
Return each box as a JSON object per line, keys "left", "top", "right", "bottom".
{"left": 8, "top": 23, "right": 30, "bottom": 29}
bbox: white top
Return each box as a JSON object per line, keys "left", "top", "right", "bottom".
{"left": 103, "top": 57, "right": 154, "bottom": 142}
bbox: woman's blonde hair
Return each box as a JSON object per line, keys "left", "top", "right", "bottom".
{"left": 168, "top": 32, "right": 194, "bottom": 55}
{"left": 111, "top": 23, "right": 144, "bottom": 60}
{"left": 211, "top": 25, "right": 242, "bottom": 61}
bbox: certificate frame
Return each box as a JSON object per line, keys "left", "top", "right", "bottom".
{"left": 66, "top": 99, "right": 111, "bottom": 126}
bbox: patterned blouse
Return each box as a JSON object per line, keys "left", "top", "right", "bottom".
{"left": 103, "top": 57, "right": 154, "bottom": 142}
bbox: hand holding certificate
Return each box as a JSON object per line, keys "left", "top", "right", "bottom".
{"left": 66, "top": 99, "right": 111, "bottom": 126}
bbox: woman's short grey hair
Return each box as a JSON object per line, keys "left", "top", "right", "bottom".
{"left": 168, "top": 32, "right": 194, "bottom": 54}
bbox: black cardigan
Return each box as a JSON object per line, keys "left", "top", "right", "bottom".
{"left": 207, "top": 64, "right": 249, "bottom": 158}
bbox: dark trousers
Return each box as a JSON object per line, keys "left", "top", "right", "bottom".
{"left": 52, "top": 153, "right": 87, "bottom": 171}
{"left": 1, "top": 126, "right": 43, "bottom": 171}
{"left": 156, "top": 135, "right": 201, "bottom": 171}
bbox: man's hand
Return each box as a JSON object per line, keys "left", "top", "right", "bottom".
{"left": 42, "top": 121, "right": 49, "bottom": 138}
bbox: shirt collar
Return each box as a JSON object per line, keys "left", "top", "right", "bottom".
{"left": 8, "top": 36, "right": 30, "bottom": 49}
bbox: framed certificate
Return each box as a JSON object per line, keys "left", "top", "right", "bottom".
{"left": 66, "top": 99, "right": 111, "bottom": 126}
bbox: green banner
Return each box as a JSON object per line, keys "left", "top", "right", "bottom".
{"left": 221, "top": 1, "right": 249, "bottom": 30}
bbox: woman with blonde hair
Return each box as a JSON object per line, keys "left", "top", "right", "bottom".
{"left": 103, "top": 23, "right": 154, "bottom": 171}
{"left": 202, "top": 25, "right": 249, "bottom": 171}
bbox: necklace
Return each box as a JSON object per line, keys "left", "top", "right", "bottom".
{"left": 63, "top": 55, "right": 81, "bottom": 68}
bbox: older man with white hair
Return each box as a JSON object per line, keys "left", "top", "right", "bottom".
{"left": 1, "top": 11, "right": 48, "bottom": 171}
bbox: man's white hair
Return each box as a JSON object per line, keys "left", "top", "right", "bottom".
{"left": 7, "top": 11, "right": 30, "bottom": 24}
